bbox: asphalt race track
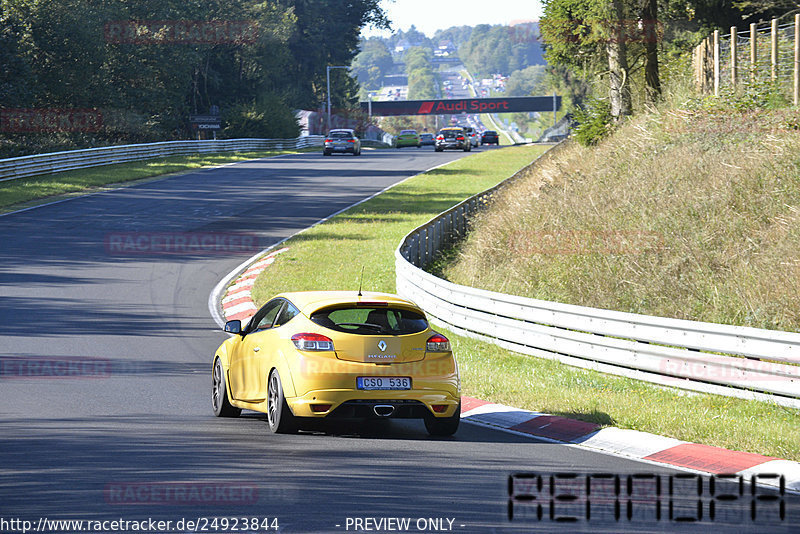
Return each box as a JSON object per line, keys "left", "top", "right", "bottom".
{"left": 0, "top": 147, "right": 797, "bottom": 533}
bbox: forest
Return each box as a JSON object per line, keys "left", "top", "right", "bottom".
{"left": 0, "top": 0, "right": 387, "bottom": 157}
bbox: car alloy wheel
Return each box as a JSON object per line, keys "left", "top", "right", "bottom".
{"left": 267, "top": 369, "right": 297, "bottom": 433}
{"left": 212, "top": 358, "right": 241, "bottom": 418}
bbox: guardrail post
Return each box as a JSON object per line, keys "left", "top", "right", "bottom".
{"left": 420, "top": 228, "right": 428, "bottom": 267}
{"left": 426, "top": 225, "right": 433, "bottom": 267}
{"left": 446, "top": 212, "right": 453, "bottom": 247}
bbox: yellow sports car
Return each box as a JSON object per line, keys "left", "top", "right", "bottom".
{"left": 212, "top": 291, "right": 461, "bottom": 435}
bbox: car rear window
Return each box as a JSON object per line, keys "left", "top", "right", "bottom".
{"left": 329, "top": 131, "right": 352, "bottom": 139}
{"left": 400, "top": 130, "right": 416, "bottom": 135}
{"left": 310, "top": 306, "right": 428, "bottom": 335}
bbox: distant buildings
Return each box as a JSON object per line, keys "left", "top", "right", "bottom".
{"left": 434, "top": 40, "right": 456, "bottom": 57}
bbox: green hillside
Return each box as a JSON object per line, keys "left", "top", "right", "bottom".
{"left": 444, "top": 105, "right": 800, "bottom": 332}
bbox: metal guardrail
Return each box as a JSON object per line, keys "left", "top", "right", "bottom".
{"left": 0, "top": 136, "right": 343, "bottom": 182}
{"left": 395, "top": 142, "right": 800, "bottom": 408}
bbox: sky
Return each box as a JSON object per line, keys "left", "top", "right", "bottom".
{"left": 361, "top": 0, "right": 544, "bottom": 38}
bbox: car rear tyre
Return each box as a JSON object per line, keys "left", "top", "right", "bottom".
{"left": 267, "top": 369, "right": 297, "bottom": 434}
{"left": 424, "top": 402, "right": 460, "bottom": 436}
{"left": 435, "top": 147, "right": 443, "bottom": 152}
{"left": 212, "top": 358, "right": 241, "bottom": 418}
{"left": 323, "top": 150, "right": 331, "bottom": 156}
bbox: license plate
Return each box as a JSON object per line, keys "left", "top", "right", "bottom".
{"left": 334, "top": 146, "right": 347, "bottom": 150}
{"left": 357, "top": 377, "right": 411, "bottom": 390}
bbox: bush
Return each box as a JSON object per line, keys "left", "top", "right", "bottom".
{"left": 222, "top": 94, "right": 300, "bottom": 139}
{"left": 572, "top": 98, "right": 613, "bottom": 146}
{"left": 696, "top": 77, "right": 790, "bottom": 113}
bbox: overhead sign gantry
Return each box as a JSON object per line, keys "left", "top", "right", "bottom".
{"left": 360, "top": 96, "right": 561, "bottom": 117}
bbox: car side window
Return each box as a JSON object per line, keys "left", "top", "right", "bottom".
{"left": 273, "top": 301, "right": 300, "bottom": 328}
{"left": 249, "top": 299, "right": 284, "bottom": 332}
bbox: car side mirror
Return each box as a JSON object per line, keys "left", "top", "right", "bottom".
{"left": 224, "top": 320, "right": 242, "bottom": 335}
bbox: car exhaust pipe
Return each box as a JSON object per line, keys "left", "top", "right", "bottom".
{"left": 373, "top": 404, "right": 395, "bottom": 417}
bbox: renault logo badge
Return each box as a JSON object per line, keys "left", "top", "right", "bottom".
{"left": 378, "top": 340, "right": 387, "bottom": 352}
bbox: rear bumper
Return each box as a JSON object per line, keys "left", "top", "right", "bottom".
{"left": 285, "top": 352, "right": 459, "bottom": 418}
{"left": 287, "top": 390, "right": 460, "bottom": 418}
{"left": 435, "top": 141, "right": 466, "bottom": 150}
{"left": 324, "top": 144, "right": 357, "bottom": 153}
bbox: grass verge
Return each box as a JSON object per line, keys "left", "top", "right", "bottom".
{"left": 0, "top": 148, "right": 314, "bottom": 213}
{"left": 249, "top": 142, "right": 799, "bottom": 461}
{"left": 452, "top": 334, "right": 799, "bottom": 461}
{"left": 250, "top": 144, "right": 549, "bottom": 301}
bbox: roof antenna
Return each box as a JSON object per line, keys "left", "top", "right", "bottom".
{"left": 358, "top": 266, "right": 365, "bottom": 297}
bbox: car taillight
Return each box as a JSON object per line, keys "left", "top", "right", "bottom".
{"left": 437, "top": 135, "right": 444, "bottom": 140}
{"left": 325, "top": 139, "right": 332, "bottom": 143}
{"left": 292, "top": 333, "right": 334, "bottom": 351}
{"left": 347, "top": 139, "right": 355, "bottom": 143}
{"left": 426, "top": 333, "right": 451, "bottom": 352}
{"left": 456, "top": 136, "right": 464, "bottom": 141}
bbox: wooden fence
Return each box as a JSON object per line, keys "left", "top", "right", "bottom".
{"left": 694, "top": 14, "right": 800, "bottom": 104}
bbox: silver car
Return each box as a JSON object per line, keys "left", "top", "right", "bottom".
{"left": 463, "top": 126, "right": 480, "bottom": 147}
{"left": 323, "top": 129, "right": 361, "bottom": 156}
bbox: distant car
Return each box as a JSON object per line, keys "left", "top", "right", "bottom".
{"left": 434, "top": 127, "right": 471, "bottom": 152}
{"left": 212, "top": 291, "right": 461, "bottom": 436}
{"left": 323, "top": 129, "right": 361, "bottom": 156}
{"left": 396, "top": 129, "right": 421, "bottom": 148}
{"left": 463, "top": 126, "right": 479, "bottom": 147}
{"left": 419, "top": 133, "right": 435, "bottom": 146}
{"left": 481, "top": 130, "right": 499, "bottom": 145}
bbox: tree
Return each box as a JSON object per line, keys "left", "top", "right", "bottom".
{"left": 0, "top": 0, "right": 388, "bottom": 154}
{"left": 432, "top": 25, "right": 473, "bottom": 50}
{"left": 540, "top": 0, "right": 635, "bottom": 119}
{"left": 606, "top": 0, "right": 632, "bottom": 118}
{"left": 267, "top": 1, "right": 389, "bottom": 110}
{"left": 352, "top": 38, "right": 394, "bottom": 89}
{"left": 404, "top": 47, "right": 436, "bottom": 99}
{"left": 641, "top": 0, "right": 661, "bottom": 103}
{"left": 505, "top": 65, "right": 547, "bottom": 96}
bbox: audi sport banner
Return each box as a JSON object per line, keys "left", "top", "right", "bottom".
{"left": 360, "top": 96, "right": 561, "bottom": 117}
